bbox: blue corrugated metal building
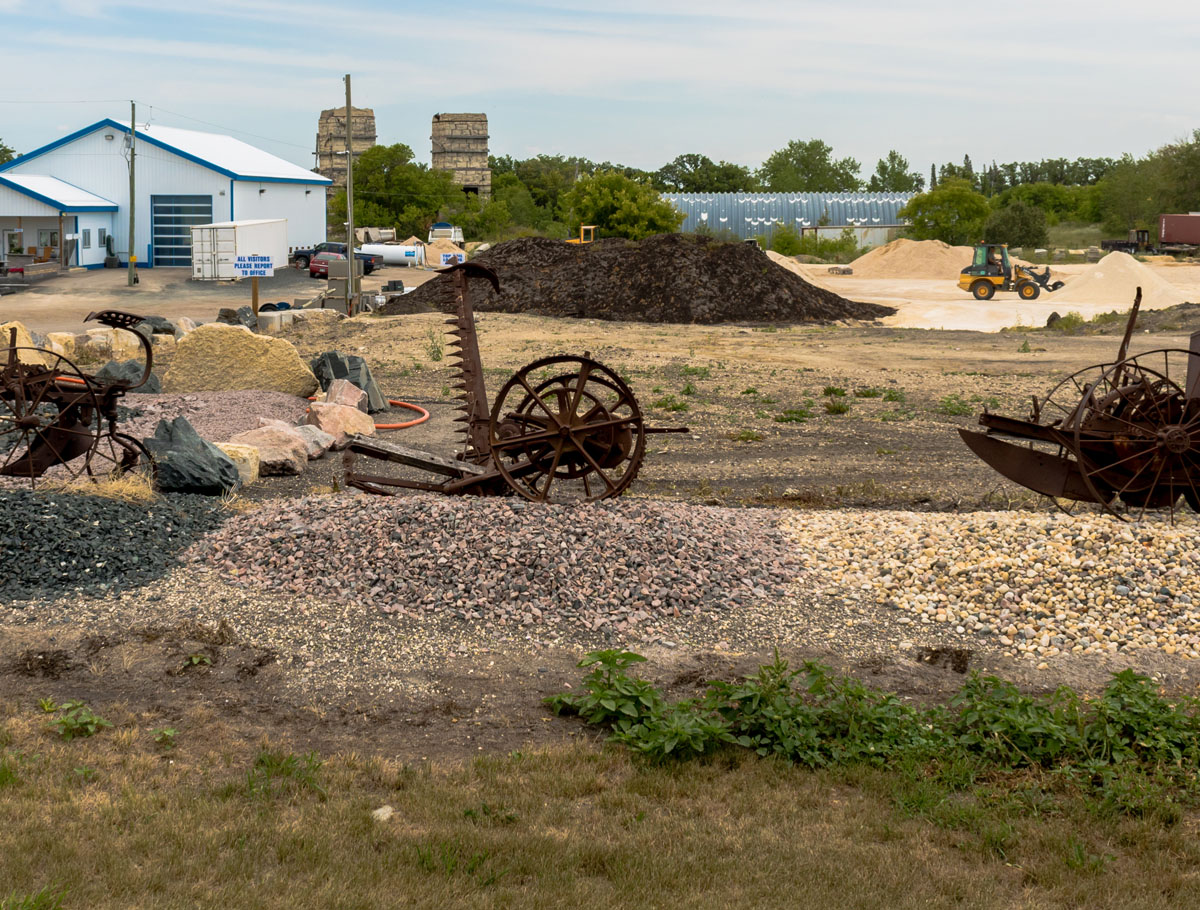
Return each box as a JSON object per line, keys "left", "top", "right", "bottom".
{"left": 664, "top": 192, "right": 915, "bottom": 246}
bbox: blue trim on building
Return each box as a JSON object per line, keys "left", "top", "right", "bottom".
{"left": 0, "top": 118, "right": 331, "bottom": 185}
{"left": 0, "top": 175, "right": 118, "bottom": 212}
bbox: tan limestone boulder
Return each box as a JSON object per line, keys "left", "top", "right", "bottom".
{"left": 226, "top": 426, "right": 308, "bottom": 476}
{"left": 306, "top": 401, "right": 376, "bottom": 449}
{"left": 175, "top": 316, "right": 198, "bottom": 335}
{"left": 151, "top": 335, "right": 177, "bottom": 354}
{"left": 163, "top": 324, "right": 318, "bottom": 397}
{"left": 45, "top": 332, "right": 77, "bottom": 357}
{"left": 0, "top": 321, "right": 49, "bottom": 366}
{"left": 214, "top": 443, "right": 261, "bottom": 485}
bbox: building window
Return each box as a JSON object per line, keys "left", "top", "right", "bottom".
{"left": 37, "top": 229, "right": 59, "bottom": 248}
{"left": 82, "top": 229, "right": 92, "bottom": 250}
{"left": 98, "top": 227, "right": 107, "bottom": 247}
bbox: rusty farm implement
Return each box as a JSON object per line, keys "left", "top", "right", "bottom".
{"left": 1, "top": 310, "right": 155, "bottom": 487}
{"left": 960, "top": 288, "right": 1200, "bottom": 519}
{"left": 343, "top": 262, "right": 688, "bottom": 503}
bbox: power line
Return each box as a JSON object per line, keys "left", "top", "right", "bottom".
{"left": 136, "top": 102, "right": 315, "bottom": 152}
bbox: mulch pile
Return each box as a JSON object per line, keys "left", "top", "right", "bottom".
{"left": 383, "top": 234, "right": 894, "bottom": 324}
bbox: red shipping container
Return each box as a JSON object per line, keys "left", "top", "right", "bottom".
{"left": 1159, "top": 214, "right": 1200, "bottom": 245}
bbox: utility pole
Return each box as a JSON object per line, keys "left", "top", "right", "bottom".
{"left": 344, "top": 73, "right": 354, "bottom": 315}
{"left": 127, "top": 101, "right": 138, "bottom": 286}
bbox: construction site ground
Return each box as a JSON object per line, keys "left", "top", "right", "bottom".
{"left": 7, "top": 259, "right": 1200, "bottom": 768}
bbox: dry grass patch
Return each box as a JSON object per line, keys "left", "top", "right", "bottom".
{"left": 0, "top": 696, "right": 1198, "bottom": 908}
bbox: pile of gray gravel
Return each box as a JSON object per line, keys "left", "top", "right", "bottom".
{"left": 0, "top": 491, "right": 226, "bottom": 602}
{"left": 190, "top": 493, "right": 797, "bottom": 635}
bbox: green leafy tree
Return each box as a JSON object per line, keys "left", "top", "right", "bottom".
{"left": 899, "top": 178, "right": 990, "bottom": 245}
{"left": 656, "top": 153, "right": 759, "bottom": 192}
{"left": 560, "top": 170, "right": 685, "bottom": 240}
{"left": 867, "top": 150, "right": 924, "bottom": 192}
{"left": 757, "top": 139, "right": 862, "bottom": 191}
{"left": 769, "top": 223, "right": 803, "bottom": 256}
{"left": 0, "top": 138, "right": 14, "bottom": 165}
{"left": 1158, "top": 128, "right": 1200, "bottom": 214}
{"left": 329, "top": 143, "right": 461, "bottom": 239}
{"left": 983, "top": 200, "right": 1048, "bottom": 248}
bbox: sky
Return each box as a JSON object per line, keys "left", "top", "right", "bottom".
{"left": 1, "top": 0, "right": 1197, "bottom": 182}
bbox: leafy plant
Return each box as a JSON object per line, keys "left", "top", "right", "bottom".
{"left": 883, "top": 388, "right": 906, "bottom": 403}
{"left": 824, "top": 399, "right": 851, "bottom": 415}
{"left": 774, "top": 402, "right": 815, "bottom": 423}
{"left": 0, "top": 753, "right": 18, "bottom": 789}
{"left": 48, "top": 701, "right": 112, "bottom": 741}
{"left": 853, "top": 387, "right": 882, "bottom": 398}
{"left": 728, "top": 430, "right": 763, "bottom": 443}
{"left": 681, "top": 382, "right": 697, "bottom": 397}
{"left": 822, "top": 386, "right": 846, "bottom": 397}
{"left": 463, "top": 803, "right": 519, "bottom": 825}
{"left": 740, "top": 387, "right": 759, "bottom": 395}
{"left": 424, "top": 327, "right": 444, "bottom": 362}
{"left": 153, "top": 727, "right": 178, "bottom": 749}
{"left": 680, "top": 365, "right": 710, "bottom": 379}
{"left": 937, "top": 394, "right": 974, "bottom": 416}
{"left": 184, "top": 653, "right": 211, "bottom": 668}
{"left": 37, "top": 699, "right": 57, "bottom": 714}
{"left": 0, "top": 886, "right": 69, "bottom": 910}
{"left": 653, "top": 395, "right": 689, "bottom": 413}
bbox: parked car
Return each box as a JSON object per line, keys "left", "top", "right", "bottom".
{"left": 309, "top": 251, "right": 346, "bottom": 278}
{"left": 292, "top": 241, "right": 382, "bottom": 274}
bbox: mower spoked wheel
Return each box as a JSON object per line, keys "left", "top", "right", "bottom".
{"left": 489, "top": 355, "right": 646, "bottom": 503}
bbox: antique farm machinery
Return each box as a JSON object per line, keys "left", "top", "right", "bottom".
{"left": 0, "top": 310, "right": 154, "bottom": 487}
{"left": 343, "top": 261, "right": 688, "bottom": 503}
{"left": 960, "top": 288, "right": 1200, "bottom": 519}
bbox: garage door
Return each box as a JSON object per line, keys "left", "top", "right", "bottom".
{"left": 151, "top": 195, "right": 212, "bottom": 267}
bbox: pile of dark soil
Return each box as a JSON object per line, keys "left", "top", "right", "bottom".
{"left": 383, "top": 234, "right": 894, "bottom": 324}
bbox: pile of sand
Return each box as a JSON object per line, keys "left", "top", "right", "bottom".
{"left": 385, "top": 234, "right": 894, "bottom": 324}
{"left": 1050, "top": 252, "right": 1188, "bottom": 310}
{"left": 765, "top": 251, "right": 840, "bottom": 291}
{"left": 425, "top": 237, "right": 465, "bottom": 266}
{"left": 849, "top": 238, "right": 975, "bottom": 279}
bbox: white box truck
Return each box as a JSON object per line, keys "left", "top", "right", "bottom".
{"left": 191, "top": 219, "right": 288, "bottom": 281}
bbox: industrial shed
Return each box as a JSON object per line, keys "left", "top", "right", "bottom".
{"left": 0, "top": 119, "right": 330, "bottom": 270}
{"left": 664, "top": 192, "right": 916, "bottom": 246}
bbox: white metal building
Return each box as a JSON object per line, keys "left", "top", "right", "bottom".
{"left": 0, "top": 119, "right": 330, "bottom": 269}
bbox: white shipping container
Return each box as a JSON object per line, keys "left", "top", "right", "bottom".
{"left": 191, "top": 219, "right": 288, "bottom": 280}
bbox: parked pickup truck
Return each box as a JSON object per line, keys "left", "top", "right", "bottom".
{"left": 291, "top": 242, "right": 383, "bottom": 274}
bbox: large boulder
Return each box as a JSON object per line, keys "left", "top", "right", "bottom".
{"left": 143, "top": 417, "right": 240, "bottom": 495}
{"left": 93, "top": 359, "right": 162, "bottom": 393}
{"left": 0, "top": 321, "right": 49, "bottom": 366}
{"left": 45, "top": 332, "right": 77, "bottom": 357}
{"left": 214, "top": 443, "right": 260, "bottom": 486}
{"left": 325, "top": 378, "right": 368, "bottom": 412}
{"left": 217, "top": 306, "right": 256, "bottom": 329}
{"left": 306, "top": 401, "right": 376, "bottom": 449}
{"left": 77, "top": 326, "right": 143, "bottom": 362}
{"left": 311, "top": 350, "right": 389, "bottom": 413}
{"left": 163, "top": 324, "right": 319, "bottom": 397}
{"left": 294, "top": 424, "right": 336, "bottom": 459}
{"left": 227, "top": 426, "right": 308, "bottom": 476}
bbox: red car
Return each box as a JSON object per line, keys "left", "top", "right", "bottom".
{"left": 309, "top": 251, "right": 346, "bottom": 278}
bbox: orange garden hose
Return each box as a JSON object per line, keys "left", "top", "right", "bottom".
{"left": 60, "top": 376, "right": 430, "bottom": 431}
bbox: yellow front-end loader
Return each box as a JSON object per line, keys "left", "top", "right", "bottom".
{"left": 958, "top": 243, "right": 1064, "bottom": 301}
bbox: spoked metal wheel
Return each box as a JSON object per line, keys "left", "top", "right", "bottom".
{"left": 1070, "top": 350, "right": 1200, "bottom": 521}
{"left": 0, "top": 350, "right": 103, "bottom": 488}
{"left": 87, "top": 432, "right": 155, "bottom": 485}
{"left": 489, "top": 355, "right": 646, "bottom": 503}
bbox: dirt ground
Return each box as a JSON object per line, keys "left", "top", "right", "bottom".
{"left": 6, "top": 262, "right": 1200, "bottom": 764}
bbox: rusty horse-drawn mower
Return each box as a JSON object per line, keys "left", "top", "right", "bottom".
{"left": 344, "top": 262, "right": 687, "bottom": 503}
{"left": 960, "top": 288, "right": 1200, "bottom": 519}
{"left": 1, "top": 310, "right": 154, "bottom": 487}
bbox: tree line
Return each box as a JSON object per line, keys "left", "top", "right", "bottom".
{"left": 321, "top": 130, "right": 1200, "bottom": 246}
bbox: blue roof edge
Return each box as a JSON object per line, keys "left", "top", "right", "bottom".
{"left": 0, "top": 118, "right": 332, "bottom": 185}
{"left": 0, "top": 174, "right": 119, "bottom": 212}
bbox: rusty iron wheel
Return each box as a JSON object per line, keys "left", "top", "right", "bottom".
{"left": 1070, "top": 350, "right": 1200, "bottom": 521}
{"left": 87, "top": 431, "right": 156, "bottom": 485}
{"left": 0, "top": 349, "right": 103, "bottom": 488}
{"left": 489, "top": 355, "right": 646, "bottom": 503}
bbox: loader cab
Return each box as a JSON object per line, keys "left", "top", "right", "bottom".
{"left": 969, "top": 243, "right": 1011, "bottom": 279}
